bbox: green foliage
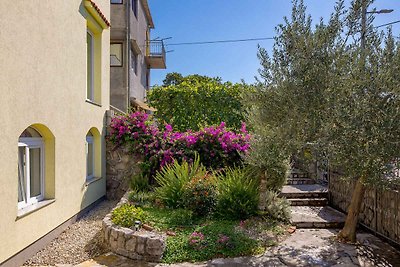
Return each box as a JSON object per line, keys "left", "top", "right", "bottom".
{"left": 128, "top": 191, "right": 155, "bottom": 207}
{"left": 215, "top": 167, "right": 259, "bottom": 220}
{"left": 262, "top": 191, "right": 291, "bottom": 222}
{"left": 111, "top": 204, "right": 147, "bottom": 228}
{"left": 246, "top": 0, "right": 400, "bottom": 187}
{"left": 130, "top": 173, "right": 150, "bottom": 192}
{"left": 162, "top": 220, "right": 263, "bottom": 264}
{"left": 143, "top": 207, "right": 196, "bottom": 230}
{"left": 148, "top": 73, "right": 253, "bottom": 131}
{"left": 154, "top": 155, "right": 207, "bottom": 208}
{"left": 183, "top": 173, "right": 217, "bottom": 216}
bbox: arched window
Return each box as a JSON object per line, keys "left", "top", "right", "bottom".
{"left": 18, "top": 127, "right": 44, "bottom": 209}
{"left": 86, "top": 132, "right": 94, "bottom": 180}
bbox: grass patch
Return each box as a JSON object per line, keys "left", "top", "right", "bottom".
{"left": 142, "top": 206, "right": 285, "bottom": 263}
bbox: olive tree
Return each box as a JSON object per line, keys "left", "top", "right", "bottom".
{"left": 246, "top": 0, "right": 400, "bottom": 242}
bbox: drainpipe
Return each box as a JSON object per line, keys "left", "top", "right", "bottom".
{"left": 126, "top": 0, "right": 131, "bottom": 112}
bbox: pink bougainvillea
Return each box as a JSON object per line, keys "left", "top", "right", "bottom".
{"left": 108, "top": 111, "right": 251, "bottom": 175}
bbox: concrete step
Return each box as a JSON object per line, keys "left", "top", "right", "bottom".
{"left": 288, "top": 198, "right": 328, "bottom": 206}
{"left": 286, "top": 178, "right": 315, "bottom": 185}
{"left": 280, "top": 184, "right": 328, "bottom": 199}
{"left": 290, "top": 206, "right": 346, "bottom": 228}
{"left": 290, "top": 172, "right": 309, "bottom": 179}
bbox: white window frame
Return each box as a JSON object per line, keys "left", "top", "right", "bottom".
{"left": 87, "top": 30, "right": 94, "bottom": 101}
{"left": 86, "top": 135, "right": 95, "bottom": 181}
{"left": 18, "top": 137, "right": 45, "bottom": 210}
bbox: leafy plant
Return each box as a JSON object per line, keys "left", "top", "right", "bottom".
{"left": 163, "top": 220, "right": 263, "bottom": 263}
{"left": 148, "top": 73, "right": 253, "bottom": 132}
{"left": 262, "top": 190, "right": 291, "bottom": 222}
{"left": 215, "top": 167, "right": 259, "bottom": 219}
{"left": 130, "top": 173, "right": 150, "bottom": 192}
{"left": 183, "top": 173, "right": 217, "bottom": 216}
{"left": 155, "top": 155, "right": 207, "bottom": 208}
{"left": 111, "top": 203, "right": 147, "bottom": 228}
{"left": 128, "top": 191, "right": 155, "bottom": 207}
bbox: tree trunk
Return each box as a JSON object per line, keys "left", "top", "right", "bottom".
{"left": 338, "top": 176, "right": 366, "bottom": 242}
{"left": 258, "top": 171, "right": 267, "bottom": 210}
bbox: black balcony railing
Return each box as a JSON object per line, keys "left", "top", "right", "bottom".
{"left": 145, "top": 40, "right": 166, "bottom": 69}
{"left": 146, "top": 40, "right": 166, "bottom": 58}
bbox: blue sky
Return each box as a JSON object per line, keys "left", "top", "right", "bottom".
{"left": 148, "top": 0, "right": 400, "bottom": 86}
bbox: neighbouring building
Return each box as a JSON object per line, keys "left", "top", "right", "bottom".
{"left": 110, "top": 0, "right": 166, "bottom": 113}
{"left": 0, "top": 0, "right": 110, "bottom": 265}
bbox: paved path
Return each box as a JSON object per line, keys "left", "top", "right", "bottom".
{"left": 75, "top": 229, "right": 400, "bottom": 267}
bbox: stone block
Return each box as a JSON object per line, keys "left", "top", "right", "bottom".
{"left": 117, "top": 234, "right": 125, "bottom": 248}
{"left": 136, "top": 243, "right": 145, "bottom": 254}
{"left": 146, "top": 237, "right": 165, "bottom": 256}
{"left": 125, "top": 237, "right": 136, "bottom": 251}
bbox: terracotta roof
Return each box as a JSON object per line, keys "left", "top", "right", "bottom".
{"left": 88, "top": 0, "right": 111, "bottom": 27}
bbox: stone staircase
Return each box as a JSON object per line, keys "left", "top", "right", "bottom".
{"left": 281, "top": 172, "right": 346, "bottom": 228}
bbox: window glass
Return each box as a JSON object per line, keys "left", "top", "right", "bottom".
{"left": 29, "top": 147, "right": 41, "bottom": 198}
{"left": 132, "top": 0, "right": 138, "bottom": 17}
{"left": 131, "top": 51, "right": 137, "bottom": 74}
{"left": 111, "top": 0, "right": 122, "bottom": 3}
{"left": 87, "top": 141, "right": 94, "bottom": 178}
{"left": 111, "top": 43, "right": 123, "bottom": 66}
{"left": 18, "top": 146, "right": 26, "bottom": 203}
{"left": 87, "top": 31, "right": 94, "bottom": 100}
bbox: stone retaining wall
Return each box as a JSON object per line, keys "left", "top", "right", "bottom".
{"left": 102, "top": 193, "right": 166, "bottom": 262}
{"left": 329, "top": 171, "right": 400, "bottom": 245}
{"left": 106, "top": 142, "right": 143, "bottom": 200}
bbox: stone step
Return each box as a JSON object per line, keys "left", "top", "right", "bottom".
{"left": 280, "top": 184, "right": 328, "bottom": 199}
{"left": 290, "top": 206, "right": 346, "bottom": 228}
{"left": 289, "top": 172, "right": 309, "bottom": 179}
{"left": 286, "top": 178, "right": 315, "bottom": 185}
{"left": 288, "top": 198, "right": 328, "bottom": 206}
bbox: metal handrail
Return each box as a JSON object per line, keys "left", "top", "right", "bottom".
{"left": 146, "top": 40, "right": 166, "bottom": 58}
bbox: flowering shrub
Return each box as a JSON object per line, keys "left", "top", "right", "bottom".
{"left": 188, "top": 231, "right": 206, "bottom": 250}
{"left": 108, "top": 112, "right": 251, "bottom": 176}
{"left": 182, "top": 173, "right": 217, "bottom": 216}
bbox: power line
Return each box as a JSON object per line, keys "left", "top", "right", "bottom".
{"left": 165, "top": 37, "right": 274, "bottom": 46}
{"left": 375, "top": 20, "right": 400, "bottom": 28}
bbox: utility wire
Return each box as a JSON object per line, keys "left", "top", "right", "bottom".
{"left": 162, "top": 21, "right": 398, "bottom": 47}
{"left": 165, "top": 37, "right": 274, "bottom": 46}
{"left": 375, "top": 20, "right": 400, "bottom": 28}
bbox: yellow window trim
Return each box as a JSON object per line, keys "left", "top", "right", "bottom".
{"left": 84, "top": 0, "right": 110, "bottom": 30}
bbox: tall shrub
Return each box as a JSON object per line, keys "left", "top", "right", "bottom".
{"left": 148, "top": 73, "right": 253, "bottom": 131}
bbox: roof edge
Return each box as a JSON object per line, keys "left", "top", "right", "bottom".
{"left": 84, "top": 0, "right": 111, "bottom": 28}
{"left": 141, "top": 0, "right": 154, "bottom": 29}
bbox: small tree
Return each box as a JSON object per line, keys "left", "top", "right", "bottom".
{"left": 148, "top": 73, "right": 252, "bottom": 131}
{"left": 249, "top": 0, "right": 400, "bottom": 242}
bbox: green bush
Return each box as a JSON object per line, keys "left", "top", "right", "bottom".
{"left": 111, "top": 203, "right": 147, "bottom": 228}
{"left": 215, "top": 167, "right": 259, "bottom": 219}
{"left": 183, "top": 173, "right": 217, "bottom": 216}
{"left": 130, "top": 173, "right": 150, "bottom": 192}
{"left": 168, "top": 209, "right": 194, "bottom": 227}
{"left": 263, "top": 190, "right": 291, "bottom": 222}
{"left": 155, "top": 155, "right": 207, "bottom": 208}
{"left": 128, "top": 191, "right": 155, "bottom": 207}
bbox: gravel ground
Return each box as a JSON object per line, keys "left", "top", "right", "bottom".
{"left": 24, "top": 200, "right": 118, "bottom": 266}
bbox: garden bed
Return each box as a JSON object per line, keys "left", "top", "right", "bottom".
{"left": 102, "top": 193, "right": 166, "bottom": 262}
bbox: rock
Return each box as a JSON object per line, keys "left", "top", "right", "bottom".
{"left": 287, "top": 226, "right": 296, "bottom": 234}
{"left": 125, "top": 237, "right": 136, "bottom": 251}
{"left": 166, "top": 230, "right": 176, "bottom": 236}
{"left": 146, "top": 237, "right": 165, "bottom": 256}
{"left": 142, "top": 224, "right": 154, "bottom": 231}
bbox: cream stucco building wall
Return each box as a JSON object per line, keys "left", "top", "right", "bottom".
{"left": 0, "top": 0, "right": 110, "bottom": 263}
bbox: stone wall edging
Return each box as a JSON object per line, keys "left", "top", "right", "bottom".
{"left": 102, "top": 192, "right": 166, "bottom": 262}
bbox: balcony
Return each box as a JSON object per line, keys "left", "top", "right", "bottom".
{"left": 145, "top": 40, "right": 166, "bottom": 69}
